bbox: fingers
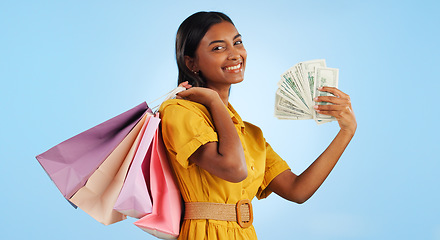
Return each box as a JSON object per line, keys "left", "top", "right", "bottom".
{"left": 314, "top": 87, "right": 352, "bottom": 117}
{"left": 178, "top": 81, "right": 193, "bottom": 89}
{"left": 176, "top": 87, "right": 205, "bottom": 98}
{"left": 176, "top": 81, "right": 193, "bottom": 99}
{"left": 176, "top": 87, "right": 194, "bottom": 98}
{"left": 315, "top": 87, "right": 351, "bottom": 106}
{"left": 175, "top": 87, "right": 220, "bottom": 107}
{"left": 314, "top": 104, "right": 351, "bottom": 112}
{"left": 314, "top": 105, "right": 353, "bottom": 118}
{"left": 318, "top": 86, "right": 350, "bottom": 100}
{"left": 316, "top": 87, "right": 357, "bottom": 134}
{"left": 314, "top": 95, "right": 347, "bottom": 105}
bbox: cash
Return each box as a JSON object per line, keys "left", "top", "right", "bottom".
{"left": 274, "top": 59, "right": 339, "bottom": 124}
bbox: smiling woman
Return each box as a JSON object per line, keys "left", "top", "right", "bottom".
{"left": 175, "top": 12, "right": 246, "bottom": 89}
{"left": 185, "top": 21, "right": 247, "bottom": 90}
{"left": 159, "top": 11, "right": 356, "bottom": 240}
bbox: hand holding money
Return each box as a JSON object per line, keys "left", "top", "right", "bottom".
{"left": 314, "top": 86, "right": 357, "bottom": 134}
{"left": 275, "top": 59, "right": 356, "bottom": 131}
{"left": 274, "top": 59, "right": 337, "bottom": 124}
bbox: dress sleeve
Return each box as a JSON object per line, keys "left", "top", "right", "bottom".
{"left": 256, "top": 142, "right": 290, "bottom": 199}
{"left": 160, "top": 100, "right": 218, "bottom": 168}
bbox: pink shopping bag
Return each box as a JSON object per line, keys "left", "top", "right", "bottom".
{"left": 134, "top": 113, "right": 183, "bottom": 239}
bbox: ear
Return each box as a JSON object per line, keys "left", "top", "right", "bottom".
{"left": 184, "top": 55, "right": 198, "bottom": 72}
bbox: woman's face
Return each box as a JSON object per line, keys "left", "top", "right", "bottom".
{"left": 189, "top": 21, "right": 247, "bottom": 89}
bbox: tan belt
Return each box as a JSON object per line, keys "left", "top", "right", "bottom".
{"left": 184, "top": 199, "right": 253, "bottom": 228}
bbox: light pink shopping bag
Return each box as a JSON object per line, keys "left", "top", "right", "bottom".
{"left": 114, "top": 114, "right": 161, "bottom": 218}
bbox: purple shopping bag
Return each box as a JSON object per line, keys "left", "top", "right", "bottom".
{"left": 36, "top": 102, "right": 151, "bottom": 199}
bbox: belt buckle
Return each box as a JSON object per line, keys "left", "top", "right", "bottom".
{"left": 236, "top": 199, "right": 253, "bottom": 228}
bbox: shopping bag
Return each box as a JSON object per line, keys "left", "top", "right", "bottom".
{"left": 37, "top": 86, "right": 186, "bottom": 231}
{"left": 69, "top": 114, "right": 148, "bottom": 225}
{"left": 113, "top": 114, "right": 161, "bottom": 218}
{"left": 36, "top": 102, "right": 150, "bottom": 199}
{"left": 134, "top": 113, "right": 183, "bottom": 239}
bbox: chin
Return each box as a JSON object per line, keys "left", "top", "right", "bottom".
{"left": 231, "top": 77, "right": 244, "bottom": 84}
{"left": 227, "top": 72, "right": 245, "bottom": 84}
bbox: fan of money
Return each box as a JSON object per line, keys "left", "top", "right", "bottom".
{"left": 274, "top": 59, "right": 339, "bottom": 124}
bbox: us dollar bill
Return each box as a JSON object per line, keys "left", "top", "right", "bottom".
{"left": 280, "top": 72, "right": 309, "bottom": 110}
{"left": 301, "top": 59, "right": 326, "bottom": 101}
{"left": 313, "top": 67, "right": 339, "bottom": 122}
{"left": 275, "top": 91, "right": 309, "bottom": 115}
{"left": 274, "top": 95, "right": 312, "bottom": 120}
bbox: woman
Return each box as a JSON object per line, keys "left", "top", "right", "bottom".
{"left": 159, "top": 11, "right": 356, "bottom": 240}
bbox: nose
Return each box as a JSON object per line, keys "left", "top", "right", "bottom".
{"left": 227, "top": 47, "right": 240, "bottom": 60}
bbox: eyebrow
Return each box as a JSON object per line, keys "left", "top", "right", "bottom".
{"left": 208, "top": 34, "right": 242, "bottom": 46}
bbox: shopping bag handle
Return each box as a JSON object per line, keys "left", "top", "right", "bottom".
{"left": 149, "top": 86, "right": 186, "bottom": 113}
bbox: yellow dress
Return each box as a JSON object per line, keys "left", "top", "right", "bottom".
{"left": 160, "top": 99, "right": 290, "bottom": 240}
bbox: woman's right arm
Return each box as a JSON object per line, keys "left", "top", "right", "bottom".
{"left": 176, "top": 87, "right": 247, "bottom": 183}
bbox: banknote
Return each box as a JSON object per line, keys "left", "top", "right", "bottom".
{"left": 274, "top": 59, "right": 339, "bottom": 125}
{"left": 274, "top": 95, "right": 312, "bottom": 120}
{"left": 301, "top": 59, "right": 326, "bottom": 101}
{"left": 280, "top": 72, "right": 308, "bottom": 110}
{"left": 275, "top": 90, "right": 309, "bottom": 115}
{"left": 313, "top": 67, "right": 339, "bottom": 122}
{"left": 276, "top": 83, "right": 309, "bottom": 113}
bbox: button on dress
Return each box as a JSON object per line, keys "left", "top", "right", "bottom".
{"left": 160, "top": 99, "right": 290, "bottom": 240}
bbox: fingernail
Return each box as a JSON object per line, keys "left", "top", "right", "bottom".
{"left": 313, "top": 105, "right": 319, "bottom": 109}
{"left": 313, "top": 97, "right": 318, "bottom": 101}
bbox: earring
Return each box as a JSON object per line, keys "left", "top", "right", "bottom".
{"left": 192, "top": 70, "right": 199, "bottom": 75}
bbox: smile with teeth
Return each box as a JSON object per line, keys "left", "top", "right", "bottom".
{"left": 224, "top": 63, "right": 242, "bottom": 71}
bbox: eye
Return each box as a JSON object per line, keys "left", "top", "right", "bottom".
{"left": 234, "top": 40, "right": 243, "bottom": 45}
{"left": 212, "top": 45, "right": 225, "bottom": 51}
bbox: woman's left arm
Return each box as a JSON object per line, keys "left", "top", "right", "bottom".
{"left": 267, "top": 87, "right": 357, "bottom": 204}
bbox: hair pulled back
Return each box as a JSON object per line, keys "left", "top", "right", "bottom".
{"left": 176, "top": 11, "right": 234, "bottom": 87}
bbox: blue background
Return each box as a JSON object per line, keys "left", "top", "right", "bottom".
{"left": 1, "top": 1, "right": 438, "bottom": 239}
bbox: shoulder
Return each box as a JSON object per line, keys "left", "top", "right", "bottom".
{"left": 159, "top": 99, "right": 210, "bottom": 118}
{"left": 159, "top": 99, "right": 217, "bottom": 148}
{"left": 243, "top": 121, "right": 264, "bottom": 138}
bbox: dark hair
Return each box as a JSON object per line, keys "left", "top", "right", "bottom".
{"left": 176, "top": 11, "right": 234, "bottom": 87}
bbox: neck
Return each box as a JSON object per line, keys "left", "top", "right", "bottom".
{"left": 206, "top": 83, "right": 230, "bottom": 105}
